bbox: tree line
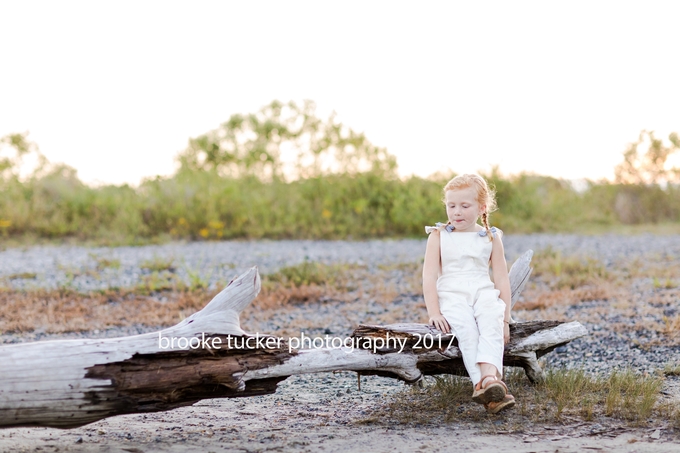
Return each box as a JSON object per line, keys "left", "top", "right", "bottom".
{"left": 1, "top": 101, "right": 678, "bottom": 243}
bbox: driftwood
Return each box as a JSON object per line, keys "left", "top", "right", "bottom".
{"left": 0, "top": 250, "right": 587, "bottom": 429}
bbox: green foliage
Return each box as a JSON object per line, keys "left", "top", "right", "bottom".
{"left": 264, "top": 261, "right": 351, "bottom": 288}
{"left": 615, "top": 130, "right": 680, "bottom": 185}
{"left": 0, "top": 132, "right": 45, "bottom": 179}
{"left": 140, "top": 256, "right": 176, "bottom": 273}
{"left": 176, "top": 100, "right": 397, "bottom": 180}
{"left": 1, "top": 120, "right": 679, "bottom": 244}
{"left": 2, "top": 165, "right": 679, "bottom": 243}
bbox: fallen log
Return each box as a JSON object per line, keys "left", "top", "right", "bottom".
{"left": 0, "top": 250, "right": 587, "bottom": 428}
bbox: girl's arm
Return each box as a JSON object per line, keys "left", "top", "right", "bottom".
{"left": 490, "top": 231, "right": 512, "bottom": 343}
{"left": 423, "top": 229, "right": 450, "bottom": 333}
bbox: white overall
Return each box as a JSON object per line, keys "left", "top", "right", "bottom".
{"left": 436, "top": 229, "right": 506, "bottom": 385}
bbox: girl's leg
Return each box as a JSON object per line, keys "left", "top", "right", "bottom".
{"left": 439, "top": 293, "right": 482, "bottom": 385}
{"left": 473, "top": 289, "right": 506, "bottom": 379}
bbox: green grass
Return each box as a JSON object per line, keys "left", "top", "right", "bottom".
{"left": 263, "top": 261, "right": 360, "bottom": 290}
{"left": 266, "top": 261, "right": 336, "bottom": 287}
{"left": 140, "top": 256, "right": 176, "bottom": 273}
{"left": 380, "top": 367, "right": 668, "bottom": 427}
{"left": 91, "top": 254, "right": 121, "bottom": 270}
{"left": 1, "top": 165, "right": 679, "bottom": 245}
{"left": 532, "top": 247, "right": 610, "bottom": 289}
{"left": 136, "top": 271, "right": 178, "bottom": 294}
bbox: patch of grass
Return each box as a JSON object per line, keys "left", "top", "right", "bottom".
{"left": 183, "top": 266, "right": 210, "bottom": 291}
{"left": 140, "top": 256, "right": 176, "bottom": 273}
{"left": 256, "top": 261, "right": 360, "bottom": 308}
{"left": 656, "top": 401, "right": 680, "bottom": 429}
{"left": 0, "top": 287, "right": 217, "bottom": 333}
{"left": 377, "top": 367, "right": 666, "bottom": 427}
{"left": 377, "top": 262, "right": 421, "bottom": 273}
{"left": 55, "top": 264, "right": 100, "bottom": 282}
{"left": 618, "top": 253, "right": 680, "bottom": 283}
{"left": 516, "top": 284, "right": 616, "bottom": 311}
{"left": 136, "top": 271, "right": 179, "bottom": 294}
{"left": 662, "top": 362, "right": 680, "bottom": 376}
{"left": 90, "top": 254, "right": 121, "bottom": 271}
{"left": 379, "top": 374, "right": 478, "bottom": 425}
{"left": 542, "top": 368, "right": 601, "bottom": 417}
{"left": 653, "top": 276, "right": 677, "bottom": 289}
{"left": 265, "top": 261, "right": 342, "bottom": 288}
{"left": 533, "top": 247, "right": 610, "bottom": 290}
{"left": 8, "top": 272, "right": 37, "bottom": 279}
{"left": 256, "top": 284, "right": 327, "bottom": 309}
{"left": 661, "top": 315, "right": 680, "bottom": 343}
{"left": 606, "top": 371, "right": 660, "bottom": 421}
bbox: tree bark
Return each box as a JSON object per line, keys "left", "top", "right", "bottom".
{"left": 0, "top": 251, "right": 587, "bottom": 429}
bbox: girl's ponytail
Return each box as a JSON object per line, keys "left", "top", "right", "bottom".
{"left": 481, "top": 211, "right": 493, "bottom": 241}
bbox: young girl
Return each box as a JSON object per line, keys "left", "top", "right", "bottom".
{"left": 422, "top": 174, "right": 515, "bottom": 414}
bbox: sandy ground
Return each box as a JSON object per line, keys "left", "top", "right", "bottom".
{"left": 1, "top": 371, "right": 678, "bottom": 453}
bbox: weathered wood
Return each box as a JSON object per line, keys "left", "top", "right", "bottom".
{"left": 349, "top": 320, "right": 587, "bottom": 384}
{"left": 509, "top": 250, "right": 533, "bottom": 309}
{"left": 0, "top": 268, "right": 282, "bottom": 429}
{"left": 0, "top": 250, "right": 587, "bottom": 428}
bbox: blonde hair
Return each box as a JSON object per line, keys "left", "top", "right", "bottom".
{"left": 443, "top": 174, "right": 497, "bottom": 239}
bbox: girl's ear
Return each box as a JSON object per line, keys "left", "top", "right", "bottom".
{"left": 480, "top": 204, "right": 487, "bottom": 215}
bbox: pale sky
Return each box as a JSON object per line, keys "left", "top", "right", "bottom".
{"left": 1, "top": 1, "right": 679, "bottom": 186}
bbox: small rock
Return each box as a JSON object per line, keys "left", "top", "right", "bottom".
{"left": 75, "top": 437, "right": 83, "bottom": 443}
{"left": 650, "top": 429, "right": 661, "bottom": 440}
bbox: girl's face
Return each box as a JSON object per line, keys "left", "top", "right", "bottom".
{"left": 445, "top": 187, "right": 485, "bottom": 232}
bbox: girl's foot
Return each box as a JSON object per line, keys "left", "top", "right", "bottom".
{"left": 484, "top": 394, "right": 516, "bottom": 414}
{"left": 471, "top": 375, "right": 507, "bottom": 405}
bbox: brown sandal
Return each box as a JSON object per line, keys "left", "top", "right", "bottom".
{"left": 484, "top": 394, "right": 516, "bottom": 414}
{"left": 471, "top": 375, "right": 507, "bottom": 405}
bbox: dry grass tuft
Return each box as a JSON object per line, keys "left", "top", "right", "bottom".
{"left": 0, "top": 287, "right": 216, "bottom": 334}
{"left": 255, "top": 261, "right": 361, "bottom": 309}
{"left": 256, "top": 284, "right": 327, "bottom": 309}
{"left": 516, "top": 284, "right": 616, "bottom": 311}
{"left": 532, "top": 247, "right": 610, "bottom": 290}
{"left": 376, "top": 368, "right": 667, "bottom": 428}
{"left": 662, "top": 362, "right": 680, "bottom": 376}
{"left": 0, "top": 261, "right": 420, "bottom": 333}
{"left": 140, "top": 256, "right": 177, "bottom": 273}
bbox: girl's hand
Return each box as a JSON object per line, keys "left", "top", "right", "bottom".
{"left": 503, "top": 322, "right": 510, "bottom": 344}
{"left": 429, "top": 314, "right": 451, "bottom": 334}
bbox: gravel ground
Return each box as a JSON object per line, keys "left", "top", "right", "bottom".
{"left": 2, "top": 233, "right": 679, "bottom": 374}
{"left": 1, "top": 234, "right": 679, "bottom": 451}
{"left": 2, "top": 233, "right": 679, "bottom": 373}
{"left": 2, "top": 233, "right": 679, "bottom": 292}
